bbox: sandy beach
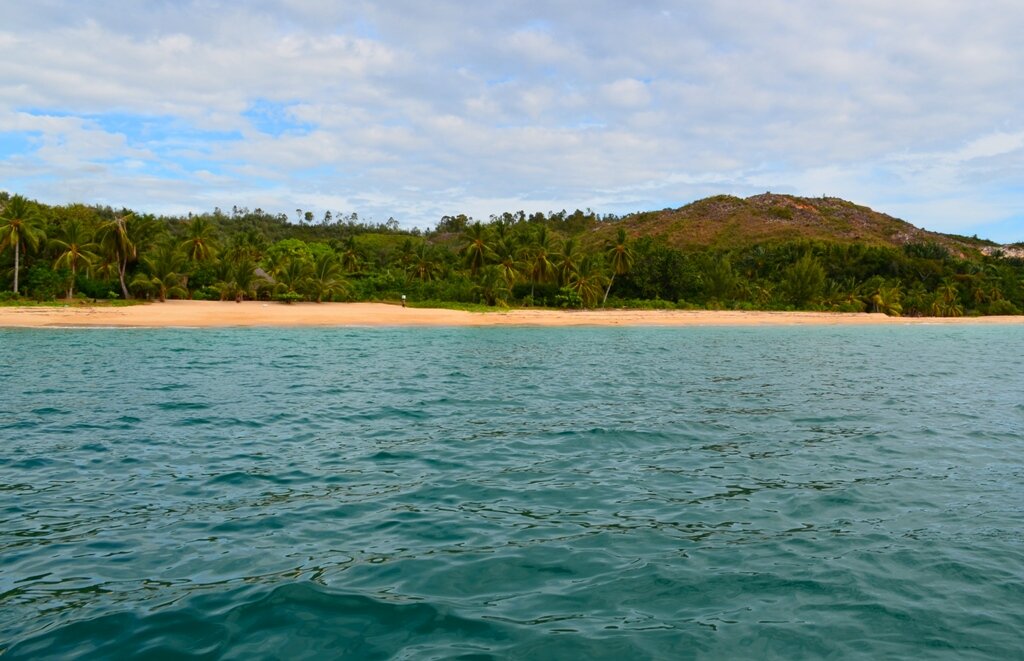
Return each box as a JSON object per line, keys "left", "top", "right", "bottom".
{"left": 1, "top": 300, "right": 1023, "bottom": 328}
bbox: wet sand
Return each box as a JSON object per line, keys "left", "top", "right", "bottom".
{"left": 1, "top": 300, "right": 1023, "bottom": 328}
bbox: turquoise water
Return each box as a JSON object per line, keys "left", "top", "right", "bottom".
{"left": 1, "top": 325, "right": 1023, "bottom": 659}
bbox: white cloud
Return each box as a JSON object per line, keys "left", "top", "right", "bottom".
{"left": 0, "top": 1, "right": 1021, "bottom": 240}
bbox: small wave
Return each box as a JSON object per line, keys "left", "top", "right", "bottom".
{"left": 5, "top": 582, "right": 515, "bottom": 660}
{"left": 153, "top": 401, "right": 211, "bottom": 411}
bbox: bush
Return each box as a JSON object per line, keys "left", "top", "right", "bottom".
{"left": 273, "top": 291, "right": 305, "bottom": 304}
{"left": 191, "top": 287, "right": 218, "bottom": 301}
{"left": 985, "top": 299, "right": 1021, "bottom": 315}
{"left": 77, "top": 276, "right": 115, "bottom": 299}
{"left": 511, "top": 282, "right": 559, "bottom": 306}
{"left": 555, "top": 287, "right": 583, "bottom": 309}
{"left": 24, "top": 265, "right": 64, "bottom": 301}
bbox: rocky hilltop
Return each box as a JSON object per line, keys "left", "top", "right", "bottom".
{"left": 596, "top": 193, "right": 1006, "bottom": 256}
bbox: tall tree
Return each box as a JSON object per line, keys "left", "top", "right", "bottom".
{"left": 51, "top": 219, "right": 100, "bottom": 298}
{"left": 493, "top": 238, "right": 523, "bottom": 288}
{"left": 568, "top": 254, "right": 610, "bottom": 308}
{"left": 524, "top": 225, "right": 556, "bottom": 301}
{"left": 473, "top": 265, "right": 511, "bottom": 306}
{"left": 308, "top": 251, "right": 347, "bottom": 302}
{"left": 180, "top": 216, "right": 219, "bottom": 263}
{"left": 602, "top": 228, "right": 633, "bottom": 306}
{"left": 461, "top": 221, "right": 494, "bottom": 276}
{"left": 339, "top": 236, "right": 362, "bottom": 273}
{"left": 0, "top": 195, "right": 46, "bottom": 294}
{"left": 98, "top": 213, "right": 137, "bottom": 299}
{"left": 130, "top": 241, "right": 187, "bottom": 302}
{"left": 554, "top": 237, "right": 581, "bottom": 287}
{"left": 408, "top": 243, "right": 441, "bottom": 282}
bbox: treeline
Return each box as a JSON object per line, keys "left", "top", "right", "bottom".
{"left": 1, "top": 191, "right": 1022, "bottom": 316}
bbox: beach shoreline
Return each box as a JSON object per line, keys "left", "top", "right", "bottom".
{"left": 1, "top": 300, "right": 1023, "bottom": 328}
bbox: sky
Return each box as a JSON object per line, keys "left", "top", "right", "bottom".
{"left": 1, "top": 1, "right": 1022, "bottom": 242}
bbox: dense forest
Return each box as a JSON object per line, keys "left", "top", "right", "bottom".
{"left": 1, "top": 190, "right": 1023, "bottom": 316}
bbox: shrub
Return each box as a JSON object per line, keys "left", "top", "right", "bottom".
{"left": 555, "top": 287, "right": 583, "bottom": 309}
{"left": 985, "top": 299, "right": 1021, "bottom": 315}
{"left": 273, "top": 291, "right": 305, "bottom": 304}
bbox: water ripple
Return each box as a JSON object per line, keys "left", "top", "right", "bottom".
{"left": 2, "top": 326, "right": 1024, "bottom": 658}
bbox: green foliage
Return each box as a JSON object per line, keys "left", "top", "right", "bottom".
{"left": 781, "top": 254, "right": 826, "bottom": 307}
{"left": 904, "top": 241, "right": 949, "bottom": 261}
{"left": 1, "top": 190, "right": 1022, "bottom": 317}
{"left": 24, "top": 264, "right": 64, "bottom": 301}
{"left": 555, "top": 287, "right": 583, "bottom": 309}
{"left": 273, "top": 291, "right": 304, "bottom": 304}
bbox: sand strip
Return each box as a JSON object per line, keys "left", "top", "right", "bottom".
{"left": 1, "top": 300, "right": 1023, "bottom": 328}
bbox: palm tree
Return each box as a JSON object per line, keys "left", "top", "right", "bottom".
{"left": 821, "top": 278, "right": 864, "bottom": 312}
{"left": 567, "top": 254, "right": 610, "bottom": 308}
{"left": 180, "top": 216, "right": 219, "bottom": 263}
{"left": 493, "top": 238, "right": 523, "bottom": 288}
{"left": 51, "top": 219, "right": 100, "bottom": 299}
{"left": 339, "top": 236, "right": 362, "bottom": 273}
{"left": 461, "top": 221, "right": 494, "bottom": 276}
{"left": 0, "top": 195, "right": 46, "bottom": 294}
{"left": 272, "top": 255, "right": 313, "bottom": 299}
{"left": 408, "top": 243, "right": 441, "bottom": 282}
{"left": 130, "top": 242, "right": 187, "bottom": 302}
{"left": 869, "top": 284, "right": 903, "bottom": 316}
{"left": 473, "top": 264, "right": 511, "bottom": 306}
{"left": 98, "top": 213, "right": 137, "bottom": 299}
{"left": 308, "top": 251, "right": 347, "bottom": 302}
{"left": 602, "top": 228, "right": 633, "bottom": 306}
{"left": 935, "top": 278, "right": 963, "bottom": 317}
{"left": 524, "top": 225, "right": 556, "bottom": 301}
{"left": 217, "top": 255, "right": 260, "bottom": 302}
{"left": 554, "top": 237, "right": 581, "bottom": 287}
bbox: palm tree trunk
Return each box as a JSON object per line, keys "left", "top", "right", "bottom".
{"left": 119, "top": 255, "right": 130, "bottom": 299}
{"left": 602, "top": 273, "right": 615, "bottom": 307}
{"left": 13, "top": 240, "right": 19, "bottom": 294}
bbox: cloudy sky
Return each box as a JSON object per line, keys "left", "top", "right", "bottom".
{"left": 1, "top": 1, "right": 1022, "bottom": 240}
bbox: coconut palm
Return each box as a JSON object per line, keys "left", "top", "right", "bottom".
{"left": 567, "top": 254, "right": 610, "bottom": 308}
{"left": 934, "top": 278, "right": 963, "bottom": 317}
{"left": 0, "top": 195, "right": 46, "bottom": 294}
{"left": 217, "top": 255, "right": 260, "bottom": 302}
{"left": 98, "top": 213, "right": 140, "bottom": 299}
{"left": 308, "top": 251, "right": 347, "bottom": 302}
{"left": 461, "top": 221, "right": 494, "bottom": 276}
{"left": 408, "top": 243, "right": 441, "bottom": 283}
{"left": 130, "top": 242, "right": 187, "bottom": 302}
{"left": 554, "top": 237, "right": 581, "bottom": 287}
{"left": 602, "top": 228, "right": 633, "bottom": 305}
{"left": 51, "top": 219, "right": 100, "bottom": 298}
{"left": 180, "top": 216, "right": 219, "bottom": 263}
{"left": 524, "top": 226, "right": 556, "bottom": 301}
{"left": 821, "top": 278, "right": 864, "bottom": 312}
{"left": 493, "top": 238, "right": 523, "bottom": 288}
{"left": 272, "top": 254, "right": 313, "bottom": 299}
{"left": 339, "top": 236, "right": 362, "bottom": 273}
{"left": 869, "top": 284, "right": 903, "bottom": 316}
{"left": 473, "top": 264, "right": 511, "bottom": 306}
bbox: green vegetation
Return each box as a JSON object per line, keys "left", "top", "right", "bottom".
{"left": 0, "top": 190, "right": 1022, "bottom": 317}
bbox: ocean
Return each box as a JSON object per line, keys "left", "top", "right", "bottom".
{"left": 1, "top": 325, "right": 1023, "bottom": 658}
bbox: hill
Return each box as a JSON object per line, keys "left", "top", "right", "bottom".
{"left": 591, "top": 193, "right": 998, "bottom": 255}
